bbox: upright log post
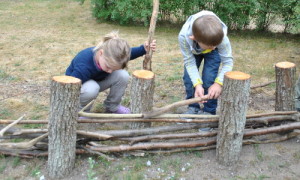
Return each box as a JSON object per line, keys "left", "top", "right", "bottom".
{"left": 216, "top": 71, "right": 251, "bottom": 166}
{"left": 130, "top": 70, "right": 155, "bottom": 128}
{"left": 275, "top": 61, "right": 296, "bottom": 111}
{"left": 47, "top": 76, "right": 81, "bottom": 179}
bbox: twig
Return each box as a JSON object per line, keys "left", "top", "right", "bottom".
{"left": 0, "top": 114, "right": 26, "bottom": 137}
{"left": 143, "top": 96, "right": 210, "bottom": 118}
{"left": 77, "top": 130, "right": 112, "bottom": 140}
{"left": 0, "top": 133, "right": 48, "bottom": 149}
{"left": 251, "top": 80, "right": 275, "bottom": 89}
{"left": 81, "top": 146, "right": 115, "bottom": 161}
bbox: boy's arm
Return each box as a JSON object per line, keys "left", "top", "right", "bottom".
{"left": 178, "top": 34, "right": 202, "bottom": 87}
{"left": 215, "top": 35, "right": 234, "bottom": 85}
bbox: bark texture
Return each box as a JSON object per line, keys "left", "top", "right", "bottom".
{"left": 143, "top": 0, "right": 159, "bottom": 71}
{"left": 130, "top": 70, "right": 155, "bottom": 128}
{"left": 275, "top": 61, "right": 296, "bottom": 111}
{"left": 216, "top": 71, "right": 251, "bottom": 166}
{"left": 47, "top": 76, "right": 81, "bottom": 179}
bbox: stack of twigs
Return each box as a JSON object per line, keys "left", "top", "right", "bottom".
{"left": 0, "top": 110, "right": 299, "bottom": 160}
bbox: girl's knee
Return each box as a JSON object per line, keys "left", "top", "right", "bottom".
{"left": 114, "top": 70, "right": 129, "bottom": 84}
{"left": 80, "top": 80, "right": 100, "bottom": 101}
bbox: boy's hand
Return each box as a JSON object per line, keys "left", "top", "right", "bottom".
{"left": 144, "top": 40, "right": 156, "bottom": 52}
{"left": 194, "top": 84, "right": 207, "bottom": 103}
{"left": 208, "top": 83, "right": 222, "bottom": 99}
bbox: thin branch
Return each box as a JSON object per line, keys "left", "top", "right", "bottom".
{"left": 0, "top": 133, "right": 48, "bottom": 149}
{"left": 143, "top": 96, "right": 210, "bottom": 118}
{"left": 251, "top": 80, "right": 275, "bottom": 89}
{"left": 0, "top": 114, "right": 25, "bottom": 137}
{"left": 77, "top": 130, "right": 112, "bottom": 140}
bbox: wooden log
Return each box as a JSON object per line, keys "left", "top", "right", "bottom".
{"left": 143, "top": 0, "right": 159, "bottom": 71}
{"left": 47, "top": 76, "right": 81, "bottom": 179}
{"left": 143, "top": 96, "right": 209, "bottom": 118}
{"left": 216, "top": 71, "right": 251, "bottom": 166}
{"left": 275, "top": 61, "right": 296, "bottom": 111}
{"left": 130, "top": 70, "right": 155, "bottom": 129}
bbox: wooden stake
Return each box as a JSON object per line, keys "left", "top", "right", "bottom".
{"left": 48, "top": 76, "right": 81, "bottom": 179}
{"left": 143, "top": 0, "right": 159, "bottom": 71}
{"left": 130, "top": 70, "right": 155, "bottom": 128}
{"left": 275, "top": 61, "right": 296, "bottom": 111}
{"left": 217, "top": 71, "right": 251, "bottom": 166}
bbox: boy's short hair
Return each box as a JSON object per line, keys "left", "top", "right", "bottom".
{"left": 192, "top": 15, "right": 224, "bottom": 46}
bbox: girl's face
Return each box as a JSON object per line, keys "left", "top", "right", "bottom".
{"left": 97, "top": 50, "right": 120, "bottom": 73}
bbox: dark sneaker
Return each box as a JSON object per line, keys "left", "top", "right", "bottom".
{"left": 106, "top": 105, "right": 131, "bottom": 114}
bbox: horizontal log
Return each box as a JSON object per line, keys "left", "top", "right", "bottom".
{"left": 0, "top": 111, "right": 298, "bottom": 124}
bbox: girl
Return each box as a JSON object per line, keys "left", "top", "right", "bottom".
{"left": 66, "top": 31, "right": 156, "bottom": 114}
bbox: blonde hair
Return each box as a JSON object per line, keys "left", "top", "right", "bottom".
{"left": 93, "top": 31, "right": 131, "bottom": 69}
{"left": 192, "top": 15, "right": 224, "bottom": 46}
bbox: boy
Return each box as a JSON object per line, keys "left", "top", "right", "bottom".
{"left": 178, "top": 10, "right": 233, "bottom": 115}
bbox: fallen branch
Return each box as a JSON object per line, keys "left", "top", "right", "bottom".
{"left": 0, "top": 133, "right": 48, "bottom": 149}
{"left": 0, "top": 114, "right": 25, "bottom": 137}
{"left": 77, "top": 130, "right": 112, "bottom": 140}
{"left": 250, "top": 80, "right": 275, "bottom": 89}
{"left": 88, "top": 137, "right": 217, "bottom": 152}
{"left": 118, "top": 131, "right": 217, "bottom": 145}
{"left": 143, "top": 96, "right": 210, "bottom": 119}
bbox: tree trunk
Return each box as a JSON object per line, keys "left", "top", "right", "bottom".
{"left": 275, "top": 61, "right": 296, "bottom": 111}
{"left": 47, "top": 76, "right": 81, "bottom": 179}
{"left": 130, "top": 70, "right": 155, "bottom": 129}
{"left": 216, "top": 71, "right": 251, "bottom": 166}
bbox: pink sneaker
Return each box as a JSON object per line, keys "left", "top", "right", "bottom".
{"left": 106, "top": 105, "right": 131, "bottom": 114}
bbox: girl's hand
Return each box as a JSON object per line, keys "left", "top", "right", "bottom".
{"left": 144, "top": 39, "right": 156, "bottom": 52}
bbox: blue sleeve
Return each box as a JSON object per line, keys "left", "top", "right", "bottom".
{"left": 130, "top": 45, "right": 146, "bottom": 60}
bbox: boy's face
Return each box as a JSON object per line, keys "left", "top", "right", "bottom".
{"left": 197, "top": 42, "right": 216, "bottom": 50}
{"left": 189, "top": 35, "right": 217, "bottom": 50}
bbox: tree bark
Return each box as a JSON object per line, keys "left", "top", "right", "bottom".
{"left": 47, "top": 76, "right": 81, "bottom": 179}
{"left": 129, "top": 70, "right": 155, "bottom": 129}
{"left": 275, "top": 61, "right": 296, "bottom": 111}
{"left": 216, "top": 71, "right": 251, "bottom": 166}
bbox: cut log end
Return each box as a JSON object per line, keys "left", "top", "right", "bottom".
{"left": 275, "top": 61, "right": 296, "bottom": 69}
{"left": 132, "top": 70, "right": 155, "bottom": 80}
{"left": 225, "top": 71, "right": 251, "bottom": 80}
{"left": 52, "top": 76, "right": 81, "bottom": 84}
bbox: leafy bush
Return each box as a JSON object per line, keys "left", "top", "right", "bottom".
{"left": 90, "top": 0, "right": 299, "bottom": 33}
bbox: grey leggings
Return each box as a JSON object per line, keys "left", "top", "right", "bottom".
{"left": 80, "top": 70, "right": 129, "bottom": 112}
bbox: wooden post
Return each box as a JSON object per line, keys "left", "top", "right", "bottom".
{"left": 47, "top": 76, "right": 81, "bottom": 179}
{"left": 216, "top": 71, "right": 251, "bottom": 166}
{"left": 275, "top": 61, "right": 296, "bottom": 111}
{"left": 130, "top": 70, "right": 155, "bottom": 128}
{"left": 143, "top": 0, "right": 159, "bottom": 71}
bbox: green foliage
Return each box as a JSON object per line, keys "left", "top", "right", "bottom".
{"left": 90, "top": 0, "right": 299, "bottom": 33}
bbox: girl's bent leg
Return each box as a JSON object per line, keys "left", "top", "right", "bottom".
{"left": 80, "top": 80, "right": 100, "bottom": 111}
{"left": 98, "top": 70, "right": 130, "bottom": 112}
